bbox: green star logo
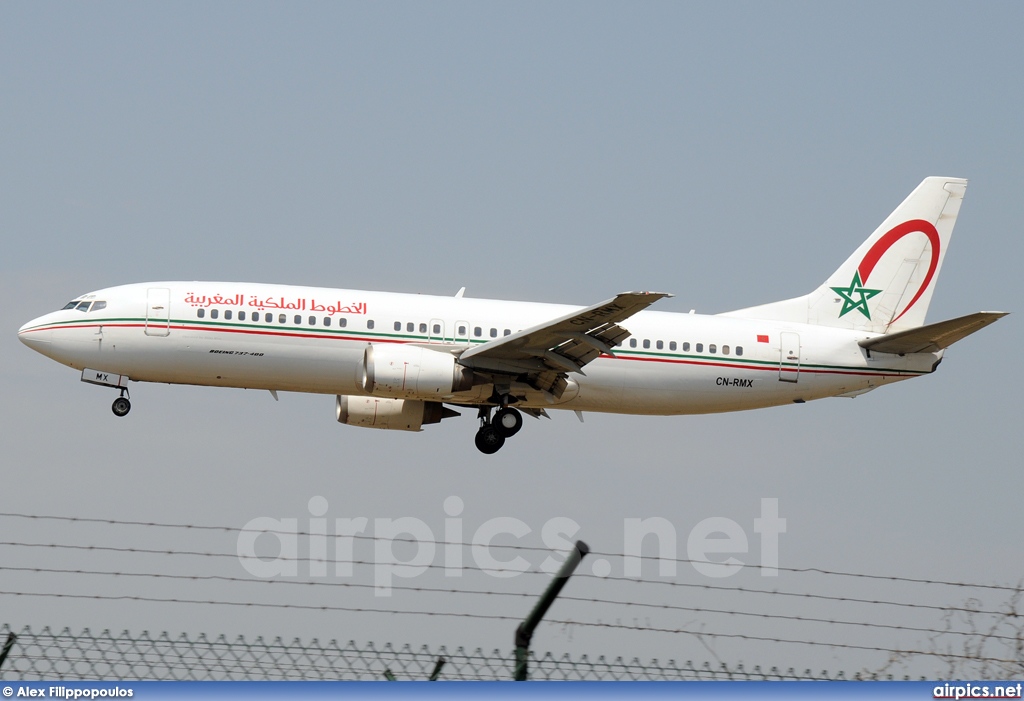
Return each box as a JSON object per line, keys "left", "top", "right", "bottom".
{"left": 831, "top": 271, "right": 882, "bottom": 319}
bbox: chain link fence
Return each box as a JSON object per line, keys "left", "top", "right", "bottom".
{"left": 0, "top": 624, "right": 887, "bottom": 681}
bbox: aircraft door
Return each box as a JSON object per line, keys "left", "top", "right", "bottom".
{"left": 145, "top": 288, "right": 171, "bottom": 337}
{"left": 779, "top": 331, "right": 800, "bottom": 383}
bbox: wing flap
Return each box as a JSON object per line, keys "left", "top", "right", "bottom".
{"left": 458, "top": 291, "right": 670, "bottom": 393}
{"left": 859, "top": 311, "right": 1008, "bottom": 354}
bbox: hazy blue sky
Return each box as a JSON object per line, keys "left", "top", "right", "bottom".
{"left": 2, "top": 1, "right": 1022, "bottom": 679}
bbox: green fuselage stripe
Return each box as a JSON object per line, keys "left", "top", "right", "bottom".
{"left": 27, "top": 316, "right": 928, "bottom": 376}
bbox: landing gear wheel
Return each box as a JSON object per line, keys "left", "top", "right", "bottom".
{"left": 474, "top": 425, "right": 506, "bottom": 454}
{"left": 494, "top": 407, "right": 523, "bottom": 437}
{"left": 111, "top": 397, "right": 132, "bottom": 417}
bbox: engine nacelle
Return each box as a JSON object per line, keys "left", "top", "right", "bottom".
{"left": 361, "top": 344, "right": 474, "bottom": 399}
{"left": 336, "top": 395, "right": 455, "bottom": 432}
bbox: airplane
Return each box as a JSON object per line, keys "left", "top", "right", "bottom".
{"left": 18, "top": 177, "right": 1007, "bottom": 454}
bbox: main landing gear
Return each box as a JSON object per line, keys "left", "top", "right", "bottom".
{"left": 111, "top": 388, "right": 131, "bottom": 417}
{"left": 474, "top": 405, "right": 523, "bottom": 454}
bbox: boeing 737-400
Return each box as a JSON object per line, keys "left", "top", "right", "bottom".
{"left": 18, "top": 177, "right": 1006, "bottom": 453}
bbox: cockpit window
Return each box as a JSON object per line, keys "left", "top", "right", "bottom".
{"left": 62, "top": 301, "right": 80, "bottom": 310}
{"left": 75, "top": 301, "right": 92, "bottom": 312}
{"left": 91, "top": 301, "right": 107, "bottom": 312}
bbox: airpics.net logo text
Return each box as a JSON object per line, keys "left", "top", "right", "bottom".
{"left": 236, "top": 497, "right": 786, "bottom": 596}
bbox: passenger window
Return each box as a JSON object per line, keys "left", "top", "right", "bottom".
{"left": 92, "top": 301, "right": 106, "bottom": 311}
{"left": 670, "top": 341, "right": 677, "bottom": 351}
{"left": 323, "top": 317, "right": 331, "bottom": 327}
{"left": 656, "top": 340, "right": 663, "bottom": 350}
{"left": 433, "top": 324, "right": 441, "bottom": 334}
{"left": 629, "top": 339, "right": 637, "bottom": 348}
{"left": 224, "top": 310, "right": 232, "bottom": 320}
{"left": 76, "top": 301, "right": 91, "bottom": 312}
{"left": 265, "top": 313, "right": 273, "bottom": 323}
{"left": 504, "top": 329, "right": 511, "bottom": 336}
{"left": 643, "top": 339, "right": 650, "bottom": 349}
{"left": 238, "top": 311, "right": 246, "bottom": 321}
{"left": 723, "top": 345, "right": 730, "bottom": 355}
{"left": 394, "top": 321, "right": 402, "bottom": 331}
{"left": 367, "top": 320, "right": 375, "bottom": 330}
{"left": 211, "top": 309, "right": 219, "bottom": 319}
{"left": 309, "top": 316, "right": 317, "bottom": 326}
{"left": 295, "top": 315, "right": 303, "bottom": 324}
{"left": 458, "top": 325, "right": 467, "bottom": 335}
{"left": 696, "top": 343, "right": 703, "bottom": 352}
{"left": 709, "top": 344, "right": 717, "bottom": 354}
{"left": 339, "top": 318, "right": 347, "bottom": 328}
{"left": 683, "top": 342, "right": 690, "bottom": 352}
{"left": 419, "top": 323, "right": 427, "bottom": 333}
{"left": 474, "top": 327, "right": 482, "bottom": 337}
{"left": 197, "top": 308, "right": 205, "bottom": 319}
{"left": 490, "top": 328, "right": 497, "bottom": 338}
{"left": 736, "top": 346, "right": 743, "bottom": 356}
{"left": 278, "top": 314, "right": 286, "bottom": 324}
{"left": 407, "top": 322, "right": 415, "bottom": 333}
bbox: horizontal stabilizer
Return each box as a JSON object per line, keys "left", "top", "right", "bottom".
{"left": 859, "top": 311, "right": 1008, "bottom": 355}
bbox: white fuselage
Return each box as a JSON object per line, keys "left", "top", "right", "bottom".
{"left": 18, "top": 282, "right": 939, "bottom": 416}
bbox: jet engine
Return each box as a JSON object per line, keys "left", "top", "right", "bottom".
{"left": 361, "top": 344, "right": 475, "bottom": 399}
{"left": 336, "top": 395, "right": 459, "bottom": 432}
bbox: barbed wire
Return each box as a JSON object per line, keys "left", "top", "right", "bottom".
{"left": 0, "top": 565, "right": 1013, "bottom": 642}
{"left": 0, "top": 590, "right": 1017, "bottom": 664}
{"left": 2, "top": 624, "right": 891, "bottom": 681}
{"left": 6, "top": 518, "right": 1020, "bottom": 674}
{"left": 2, "top": 511, "right": 1017, "bottom": 591}
{"left": 0, "top": 540, "right": 549, "bottom": 577}
{"left": 4, "top": 651, "right": 830, "bottom": 682}
{"left": 4, "top": 539, "right": 1020, "bottom": 611}
{"left": 6, "top": 643, "right": 721, "bottom": 682}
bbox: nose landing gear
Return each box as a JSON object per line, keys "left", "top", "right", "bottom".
{"left": 111, "top": 389, "right": 131, "bottom": 417}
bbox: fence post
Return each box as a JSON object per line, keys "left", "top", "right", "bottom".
{"left": 0, "top": 632, "right": 16, "bottom": 671}
{"left": 428, "top": 657, "right": 446, "bottom": 681}
{"left": 514, "top": 540, "right": 589, "bottom": 681}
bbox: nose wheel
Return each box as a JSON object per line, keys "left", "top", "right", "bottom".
{"left": 111, "top": 389, "right": 131, "bottom": 417}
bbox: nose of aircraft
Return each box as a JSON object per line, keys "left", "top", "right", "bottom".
{"left": 18, "top": 316, "right": 51, "bottom": 349}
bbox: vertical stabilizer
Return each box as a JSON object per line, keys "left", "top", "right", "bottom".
{"left": 722, "top": 177, "right": 967, "bottom": 334}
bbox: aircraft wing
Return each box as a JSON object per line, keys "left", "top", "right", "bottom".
{"left": 458, "top": 291, "right": 671, "bottom": 397}
{"left": 859, "top": 311, "right": 1008, "bottom": 355}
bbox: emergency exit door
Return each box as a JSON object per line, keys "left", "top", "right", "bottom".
{"left": 145, "top": 288, "right": 171, "bottom": 337}
{"left": 779, "top": 331, "right": 800, "bottom": 383}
